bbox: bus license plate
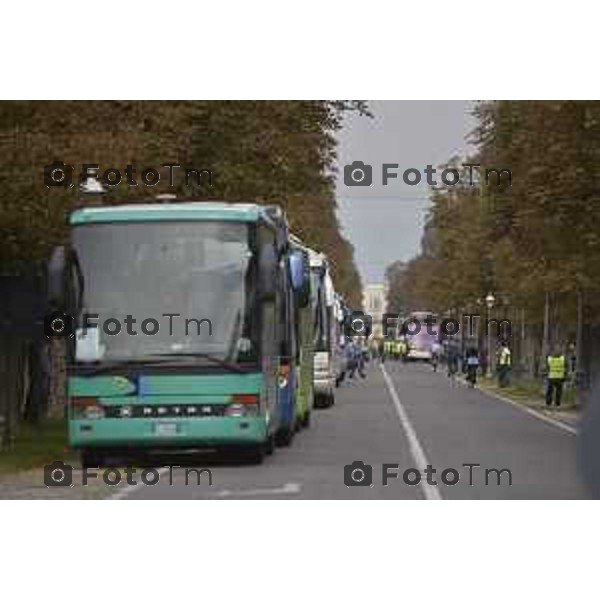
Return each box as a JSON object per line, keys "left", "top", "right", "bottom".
{"left": 155, "top": 422, "right": 178, "bottom": 436}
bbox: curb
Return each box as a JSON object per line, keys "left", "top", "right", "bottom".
{"left": 454, "top": 375, "right": 577, "bottom": 436}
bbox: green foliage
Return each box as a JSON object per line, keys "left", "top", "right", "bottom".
{"left": 0, "top": 101, "right": 365, "bottom": 302}
{"left": 386, "top": 101, "right": 600, "bottom": 325}
{"left": 0, "top": 418, "right": 74, "bottom": 474}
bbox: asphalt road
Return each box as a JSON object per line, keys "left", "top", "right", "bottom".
{"left": 118, "top": 360, "right": 587, "bottom": 500}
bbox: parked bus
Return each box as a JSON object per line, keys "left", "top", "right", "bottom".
{"left": 47, "top": 201, "right": 307, "bottom": 466}
{"left": 308, "top": 250, "right": 337, "bottom": 407}
{"left": 403, "top": 311, "right": 439, "bottom": 361}
{"left": 288, "top": 237, "right": 315, "bottom": 430}
{"left": 332, "top": 293, "right": 349, "bottom": 384}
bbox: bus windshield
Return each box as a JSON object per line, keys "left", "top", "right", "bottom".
{"left": 71, "top": 221, "right": 260, "bottom": 366}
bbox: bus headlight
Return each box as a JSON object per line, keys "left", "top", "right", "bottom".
{"left": 71, "top": 397, "right": 105, "bottom": 419}
{"left": 225, "top": 394, "right": 260, "bottom": 417}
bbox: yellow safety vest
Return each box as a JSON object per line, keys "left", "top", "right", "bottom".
{"left": 547, "top": 355, "right": 566, "bottom": 380}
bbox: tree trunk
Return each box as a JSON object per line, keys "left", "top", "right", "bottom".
{"left": 575, "top": 291, "right": 586, "bottom": 405}
{"left": 0, "top": 339, "right": 29, "bottom": 449}
{"left": 541, "top": 292, "right": 550, "bottom": 363}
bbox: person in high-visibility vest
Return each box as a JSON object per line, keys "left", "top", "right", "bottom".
{"left": 384, "top": 339, "right": 393, "bottom": 360}
{"left": 545, "top": 348, "right": 567, "bottom": 408}
{"left": 394, "top": 339, "right": 403, "bottom": 361}
{"left": 497, "top": 342, "right": 512, "bottom": 387}
{"left": 399, "top": 338, "right": 408, "bottom": 362}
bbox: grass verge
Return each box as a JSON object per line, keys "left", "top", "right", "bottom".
{"left": 478, "top": 376, "right": 578, "bottom": 416}
{"left": 0, "top": 419, "right": 76, "bottom": 474}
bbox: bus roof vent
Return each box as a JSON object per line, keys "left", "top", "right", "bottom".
{"left": 156, "top": 194, "right": 176, "bottom": 203}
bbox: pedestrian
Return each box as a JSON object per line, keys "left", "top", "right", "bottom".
{"left": 545, "top": 346, "right": 567, "bottom": 409}
{"left": 479, "top": 349, "right": 488, "bottom": 378}
{"left": 431, "top": 339, "right": 442, "bottom": 372}
{"left": 446, "top": 339, "right": 460, "bottom": 381}
{"left": 357, "top": 342, "right": 367, "bottom": 379}
{"left": 337, "top": 339, "right": 353, "bottom": 384}
{"left": 379, "top": 338, "right": 386, "bottom": 363}
{"left": 346, "top": 339, "right": 358, "bottom": 379}
{"left": 383, "top": 338, "right": 391, "bottom": 362}
{"left": 400, "top": 337, "right": 408, "bottom": 362}
{"left": 497, "top": 341, "right": 512, "bottom": 388}
{"left": 465, "top": 346, "right": 480, "bottom": 388}
{"left": 567, "top": 341, "right": 576, "bottom": 384}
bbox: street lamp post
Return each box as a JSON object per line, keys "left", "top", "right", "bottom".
{"left": 485, "top": 292, "right": 495, "bottom": 378}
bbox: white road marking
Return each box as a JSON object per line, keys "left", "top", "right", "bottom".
{"left": 109, "top": 467, "right": 171, "bottom": 500}
{"left": 380, "top": 364, "right": 442, "bottom": 500}
{"left": 212, "top": 482, "right": 302, "bottom": 498}
{"left": 455, "top": 378, "right": 578, "bottom": 436}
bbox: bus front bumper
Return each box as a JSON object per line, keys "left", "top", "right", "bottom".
{"left": 407, "top": 350, "right": 432, "bottom": 360}
{"left": 69, "top": 416, "right": 268, "bottom": 449}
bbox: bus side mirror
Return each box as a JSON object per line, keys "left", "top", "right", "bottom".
{"left": 258, "top": 244, "right": 277, "bottom": 301}
{"left": 288, "top": 250, "right": 310, "bottom": 308}
{"left": 47, "top": 245, "right": 66, "bottom": 309}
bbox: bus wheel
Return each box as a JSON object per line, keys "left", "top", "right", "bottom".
{"left": 246, "top": 444, "right": 265, "bottom": 464}
{"left": 302, "top": 410, "right": 311, "bottom": 428}
{"left": 81, "top": 449, "right": 105, "bottom": 470}
{"left": 276, "top": 427, "right": 294, "bottom": 447}
{"left": 265, "top": 434, "right": 275, "bottom": 455}
{"left": 328, "top": 392, "right": 335, "bottom": 407}
{"left": 314, "top": 394, "right": 326, "bottom": 409}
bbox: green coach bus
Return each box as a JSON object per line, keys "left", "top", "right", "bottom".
{"left": 47, "top": 201, "right": 304, "bottom": 466}
{"left": 289, "top": 236, "right": 315, "bottom": 430}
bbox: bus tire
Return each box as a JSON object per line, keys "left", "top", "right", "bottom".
{"left": 314, "top": 394, "right": 327, "bottom": 409}
{"left": 302, "top": 410, "right": 311, "bottom": 428}
{"left": 81, "top": 449, "right": 105, "bottom": 470}
{"left": 265, "top": 434, "right": 275, "bottom": 455}
{"left": 276, "top": 426, "right": 294, "bottom": 447}
{"left": 246, "top": 444, "right": 265, "bottom": 464}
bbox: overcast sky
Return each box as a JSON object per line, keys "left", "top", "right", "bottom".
{"left": 335, "top": 100, "right": 477, "bottom": 284}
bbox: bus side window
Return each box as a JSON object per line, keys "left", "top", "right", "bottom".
{"left": 276, "top": 258, "right": 294, "bottom": 360}
{"left": 257, "top": 225, "right": 278, "bottom": 363}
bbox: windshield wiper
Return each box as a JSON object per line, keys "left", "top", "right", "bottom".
{"left": 71, "top": 358, "right": 173, "bottom": 376}
{"left": 72, "top": 353, "right": 248, "bottom": 376}
{"left": 145, "top": 352, "right": 247, "bottom": 374}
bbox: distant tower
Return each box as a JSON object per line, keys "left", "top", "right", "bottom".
{"left": 363, "top": 282, "right": 388, "bottom": 339}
